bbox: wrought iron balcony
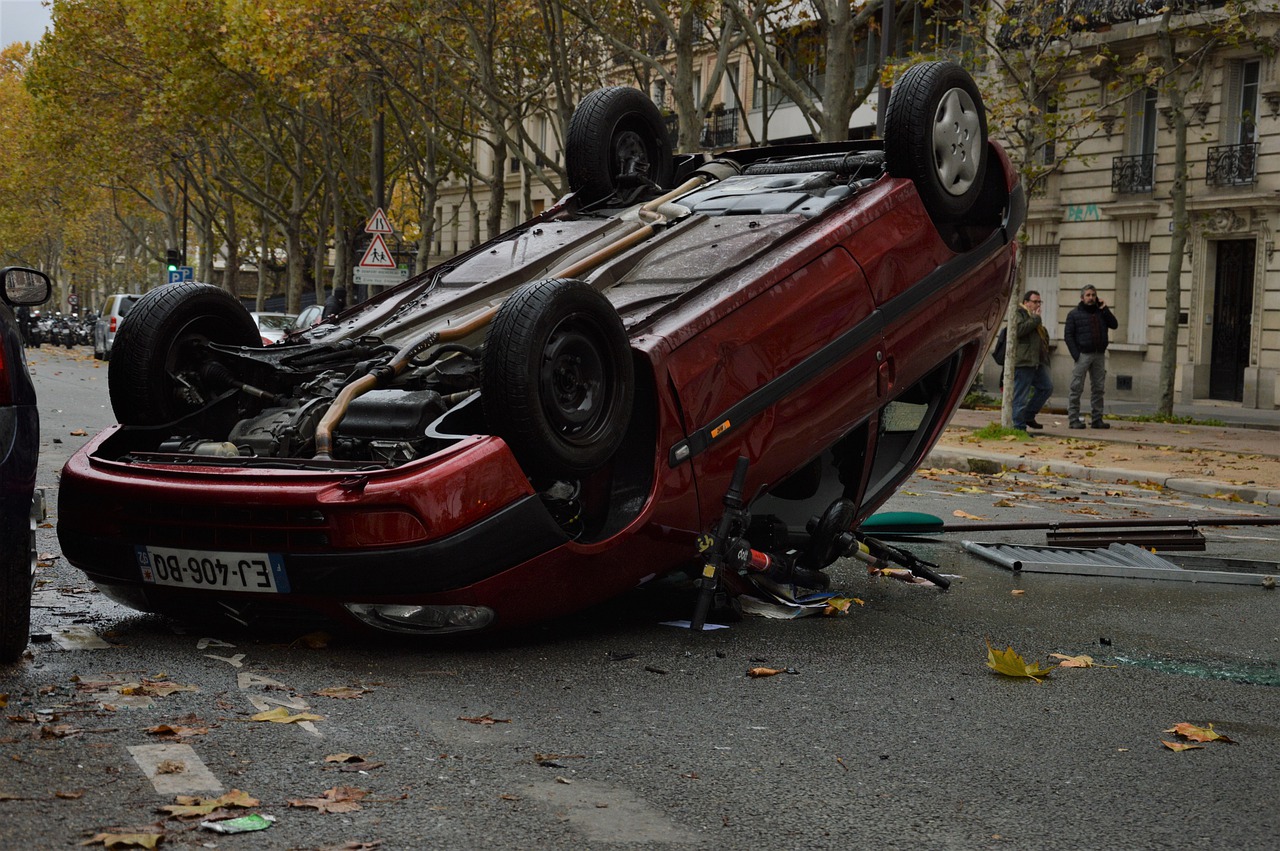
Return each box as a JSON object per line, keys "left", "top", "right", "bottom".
{"left": 1205, "top": 143, "right": 1258, "bottom": 186}
{"left": 1112, "top": 153, "right": 1154, "bottom": 194}
{"left": 701, "top": 110, "right": 739, "bottom": 149}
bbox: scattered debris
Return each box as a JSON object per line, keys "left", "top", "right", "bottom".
{"left": 200, "top": 813, "right": 275, "bottom": 833}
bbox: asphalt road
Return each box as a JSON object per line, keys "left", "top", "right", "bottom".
{"left": 3, "top": 346, "right": 1278, "bottom": 850}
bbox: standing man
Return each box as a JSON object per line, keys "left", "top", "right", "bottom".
{"left": 1012, "top": 290, "right": 1052, "bottom": 433}
{"left": 1063, "top": 284, "right": 1118, "bottom": 429}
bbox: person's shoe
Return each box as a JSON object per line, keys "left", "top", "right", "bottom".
{"left": 1091, "top": 420, "right": 1111, "bottom": 429}
{"left": 1026, "top": 419, "right": 1044, "bottom": 430}
{"left": 1069, "top": 421, "right": 1086, "bottom": 429}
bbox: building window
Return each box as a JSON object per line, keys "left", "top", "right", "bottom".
{"left": 1116, "top": 243, "right": 1149, "bottom": 345}
{"left": 1025, "top": 245, "right": 1059, "bottom": 336}
{"left": 1209, "top": 59, "right": 1260, "bottom": 186}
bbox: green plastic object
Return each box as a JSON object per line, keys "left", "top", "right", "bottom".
{"left": 859, "top": 511, "right": 944, "bottom": 534}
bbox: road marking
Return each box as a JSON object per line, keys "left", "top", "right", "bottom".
{"left": 128, "top": 744, "right": 223, "bottom": 795}
{"left": 52, "top": 626, "right": 111, "bottom": 649}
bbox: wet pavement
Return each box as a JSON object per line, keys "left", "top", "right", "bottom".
{"left": 928, "top": 406, "right": 1280, "bottom": 506}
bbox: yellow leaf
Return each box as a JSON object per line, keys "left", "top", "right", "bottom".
{"left": 251, "top": 707, "right": 324, "bottom": 723}
{"left": 159, "top": 788, "right": 259, "bottom": 818}
{"left": 985, "top": 641, "right": 1054, "bottom": 682}
{"left": 746, "top": 667, "right": 785, "bottom": 678}
{"left": 1161, "top": 740, "right": 1204, "bottom": 752}
{"left": 954, "top": 486, "right": 985, "bottom": 494}
{"left": 1049, "top": 653, "right": 1094, "bottom": 668}
{"left": 822, "top": 597, "right": 856, "bottom": 615}
{"left": 952, "top": 510, "right": 988, "bottom": 520}
{"left": 1164, "top": 722, "right": 1236, "bottom": 744}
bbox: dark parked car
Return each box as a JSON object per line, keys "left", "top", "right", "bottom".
{"left": 59, "top": 62, "right": 1024, "bottom": 636}
{"left": 1, "top": 266, "right": 53, "bottom": 662}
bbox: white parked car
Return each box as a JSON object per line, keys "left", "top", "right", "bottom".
{"left": 93, "top": 293, "right": 143, "bottom": 360}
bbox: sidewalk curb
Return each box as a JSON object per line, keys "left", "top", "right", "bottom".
{"left": 921, "top": 447, "right": 1280, "bottom": 507}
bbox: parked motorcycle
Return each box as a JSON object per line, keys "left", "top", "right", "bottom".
{"left": 51, "top": 314, "right": 75, "bottom": 349}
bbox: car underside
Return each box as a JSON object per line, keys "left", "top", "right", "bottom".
{"left": 59, "top": 61, "right": 1025, "bottom": 634}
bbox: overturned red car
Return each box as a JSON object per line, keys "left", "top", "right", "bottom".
{"left": 59, "top": 62, "right": 1024, "bottom": 634}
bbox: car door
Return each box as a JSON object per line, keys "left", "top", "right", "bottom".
{"left": 663, "top": 246, "right": 882, "bottom": 526}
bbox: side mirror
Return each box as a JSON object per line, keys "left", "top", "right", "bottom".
{"left": 1, "top": 267, "right": 52, "bottom": 306}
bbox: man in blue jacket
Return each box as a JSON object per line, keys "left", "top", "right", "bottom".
{"left": 1063, "top": 285, "right": 1118, "bottom": 429}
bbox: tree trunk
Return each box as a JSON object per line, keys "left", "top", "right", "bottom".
{"left": 1156, "top": 15, "right": 1191, "bottom": 417}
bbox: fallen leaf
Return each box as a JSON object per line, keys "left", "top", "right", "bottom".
{"left": 251, "top": 707, "right": 323, "bottom": 724}
{"left": 952, "top": 510, "right": 988, "bottom": 520}
{"left": 145, "top": 724, "right": 208, "bottom": 739}
{"left": 1161, "top": 740, "right": 1204, "bottom": 752}
{"left": 155, "top": 760, "right": 185, "bottom": 775}
{"left": 822, "top": 597, "right": 856, "bottom": 615}
{"left": 160, "top": 789, "right": 260, "bottom": 819}
{"left": 993, "top": 499, "right": 1016, "bottom": 507}
{"left": 985, "top": 641, "right": 1054, "bottom": 683}
{"left": 458, "top": 713, "right": 509, "bottom": 725}
{"left": 118, "top": 681, "right": 198, "bottom": 698}
{"left": 287, "top": 786, "right": 368, "bottom": 814}
{"left": 746, "top": 667, "right": 785, "bottom": 678}
{"left": 325, "top": 753, "right": 365, "bottom": 763}
{"left": 40, "top": 724, "right": 82, "bottom": 739}
{"left": 1164, "top": 722, "right": 1237, "bottom": 744}
{"left": 70, "top": 429, "right": 88, "bottom": 436}
{"left": 954, "top": 486, "right": 985, "bottom": 494}
{"left": 1049, "top": 653, "right": 1095, "bottom": 668}
{"left": 0, "top": 694, "right": 6, "bottom": 708}
{"left": 56, "top": 789, "right": 86, "bottom": 799}
{"left": 294, "top": 631, "right": 331, "bottom": 649}
{"left": 81, "top": 832, "right": 164, "bottom": 849}
{"left": 1010, "top": 589, "right": 1026, "bottom": 596}
{"left": 314, "top": 686, "right": 371, "bottom": 699}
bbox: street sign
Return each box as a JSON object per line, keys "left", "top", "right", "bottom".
{"left": 365, "top": 208, "right": 393, "bottom": 234}
{"left": 358, "top": 233, "right": 397, "bottom": 269}
{"left": 167, "top": 270, "right": 183, "bottom": 284}
{"left": 353, "top": 267, "right": 409, "bottom": 287}
{"left": 180, "top": 266, "right": 194, "bottom": 281}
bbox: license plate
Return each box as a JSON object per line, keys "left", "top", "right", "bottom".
{"left": 135, "top": 546, "right": 290, "bottom": 594}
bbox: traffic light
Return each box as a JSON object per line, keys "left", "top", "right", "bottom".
{"left": 165, "top": 248, "right": 182, "bottom": 270}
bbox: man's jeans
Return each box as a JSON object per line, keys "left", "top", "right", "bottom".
{"left": 1013, "top": 364, "right": 1052, "bottom": 429}
{"left": 1068, "top": 351, "right": 1106, "bottom": 424}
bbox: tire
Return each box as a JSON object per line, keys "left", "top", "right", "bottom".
{"left": 108, "top": 283, "right": 261, "bottom": 425}
{"left": 482, "top": 279, "right": 634, "bottom": 480}
{"left": 0, "top": 514, "right": 33, "bottom": 664}
{"left": 567, "top": 87, "right": 673, "bottom": 204}
{"left": 884, "top": 61, "right": 988, "bottom": 225}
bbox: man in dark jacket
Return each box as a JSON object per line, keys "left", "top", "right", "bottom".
{"left": 322, "top": 287, "right": 348, "bottom": 319}
{"left": 1063, "top": 285, "right": 1118, "bottom": 429}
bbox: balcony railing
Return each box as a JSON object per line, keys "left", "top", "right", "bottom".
{"left": 701, "top": 110, "right": 739, "bottom": 149}
{"left": 1112, "top": 153, "right": 1155, "bottom": 194}
{"left": 1205, "top": 143, "right": 1258, "bottom": 186}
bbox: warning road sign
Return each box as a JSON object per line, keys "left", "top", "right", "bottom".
{"left": 358, "top": 233, "right": 397, "bottom": 269}
{"left": 365, "top": 208, "right": 393, "bottom": 234}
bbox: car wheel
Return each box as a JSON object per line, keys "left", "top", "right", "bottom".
{"left": 482, "top": 279, "right": 634, "bottom": 480}
{"left": 0, "top": 515, "right": 32, "bottom": 664}
{"left": 567, "top": 87, "right": 673, "bottom": 205}
{"left": 884, "top": 61, "right": 988, "bottom": 225}
{"left": 108, "top": 283, "right": 261, "bottom": 425}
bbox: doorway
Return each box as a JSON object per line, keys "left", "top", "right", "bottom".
{"left": 1208, "top": 239, "right": 1255, "bottom": 401}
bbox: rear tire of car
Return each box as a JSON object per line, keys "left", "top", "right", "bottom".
{"left": 482, "top": 279, "right": 634, "bottom": 481}
{"left": 108, "top": 283, "right": 261, "bottom": 425}
{"left": 884, "top": 61, "right": 988, "bottom": 225}
{"left": 0, "top": 515, "right": 32, "bottom": 664}
{"left": 567, "top": 87, "right": 673, "bottom": 205}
